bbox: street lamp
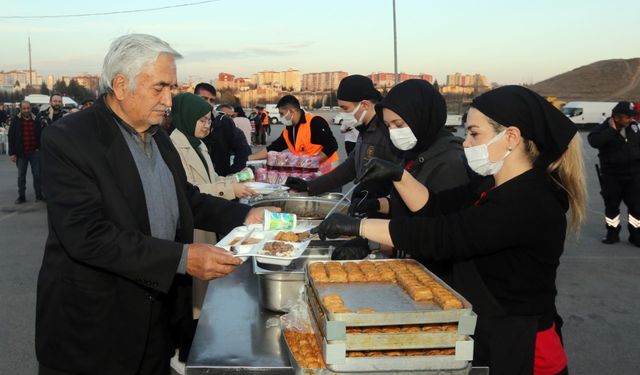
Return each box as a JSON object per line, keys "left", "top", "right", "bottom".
{"left": 392, "top": 0, "right": 398, "bottom": 85}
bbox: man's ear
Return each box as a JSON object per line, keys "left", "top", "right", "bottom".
{"left": 111, "top": 74, "right": 129, "bottom": 101}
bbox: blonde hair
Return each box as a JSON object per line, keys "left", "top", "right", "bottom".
{"left": 487, "top": 118, "right": 587, "bottom": 232}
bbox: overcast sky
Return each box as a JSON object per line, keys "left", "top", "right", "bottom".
{"left": 1, "top": 0, "right": 638, "bottom": 84}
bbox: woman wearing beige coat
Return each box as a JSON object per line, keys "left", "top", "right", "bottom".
{"left": 169, "top": 93, "right": 255, "bottom": 319}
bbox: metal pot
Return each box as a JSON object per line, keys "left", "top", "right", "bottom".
{"left": 250, "top": 195, "right": 350, "bottom": 220}
{"left": 254, "top": 247, "right": 333, "bottom": 312}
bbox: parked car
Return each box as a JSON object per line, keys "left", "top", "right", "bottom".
{"left": 265, "top": 104, "right": 280, "bottom": 124}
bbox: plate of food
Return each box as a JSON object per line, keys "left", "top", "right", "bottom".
{"left": 244, "top": 182, "right": 290, "bottom": 195}
{"left": 216, "top": 225, "right": 265, "bottom": 261}
{"left": 236, "top": 230, "right": 312, "bottom": 265}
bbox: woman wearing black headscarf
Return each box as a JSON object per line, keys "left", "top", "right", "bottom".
{"left": 313, "top": 86, "right": 587, "bottom": 374}
{"left": 351, "top": 79, "right": 469, "bottom": 274}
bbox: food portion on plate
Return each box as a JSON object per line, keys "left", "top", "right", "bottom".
{"left": 274, "top": 231, "right": 311, "bottom": 242}
{"left": 259, "top": 241, "right": 296, "bottom": 256}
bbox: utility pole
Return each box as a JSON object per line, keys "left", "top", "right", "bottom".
{"left": 28, "top": 36, "right": 33, "bottom": 89}
{"left": 392, "top": 0, "right": 398, "bottom": 85}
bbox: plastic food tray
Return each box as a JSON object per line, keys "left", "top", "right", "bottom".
{"left": 217, "top": 226, "right": 313, "bottom": 266}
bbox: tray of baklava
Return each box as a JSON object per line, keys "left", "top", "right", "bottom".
{"left": 305, "top": 259, "right": 477, "bottom": 327}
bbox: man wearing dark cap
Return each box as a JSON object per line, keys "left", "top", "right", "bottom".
{"left": 80, "top": 99, "right": 94, "bottom": 110}
{"left": 588, "top": 101, "right": 640, "bottom": 246}
{"left": 249, "top": 94, "right": 339, "bottom": 173}
{"left": 194, "top": 82, "right": 250, "bottom": 176}
{"left": 286, "top": 75, "right": 402, "bottom": 203}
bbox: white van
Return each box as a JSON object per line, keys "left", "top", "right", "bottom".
{"left": 264, "top": 104, "right": 280, "bottom": 124}
{"left": 563, "top": 101, "right": 617, "bottom": 126}
{"left": 445, "top": 114, "right": 463, "bottom": 129}
{"left": 24, "top": 94, "right": 78, "bottom": 111}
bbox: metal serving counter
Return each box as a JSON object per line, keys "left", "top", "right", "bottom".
{"left": 187, "top": 261, "right": 488, "bottom": 375}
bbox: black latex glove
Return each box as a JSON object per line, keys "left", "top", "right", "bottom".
{"left": 348, "top": 197, "right": 380, "bottom": 217}
{"left": 356, "top": 157, "right": 404, "bottom": 185}
{"left": 310, "top": 213, "right": 361, "bottom": 241}
{"left": 331, "top": 237, "right": 370, "bottom": 260}
{"left": 285, "top": 176, "right": 309, "bottom": 192}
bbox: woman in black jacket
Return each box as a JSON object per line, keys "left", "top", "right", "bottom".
{"left": 346, "top": 80, "right": 470, "bottom": 271}
{"left": 313, "top": 86, "right": 586, "bottom": 375}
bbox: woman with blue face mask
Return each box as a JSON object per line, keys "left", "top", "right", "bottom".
{"left": 312, "top": 86, "right": 586, "bottom": 375}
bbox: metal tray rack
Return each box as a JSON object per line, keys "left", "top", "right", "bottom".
{"left": 306, "top": 284, "right": 471, "bottom": 352}
{"left": 302, "top": 290, "right": 473, "bottom": 373}
{"left": 301, "top": 260, "right": 476, "bottom": 371}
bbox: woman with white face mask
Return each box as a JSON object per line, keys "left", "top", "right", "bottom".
{"left": 312, "top": 86, "right": 586, "bottom": 375}
{"left": 352, "top": 79, "right": 471, "bottom": 278}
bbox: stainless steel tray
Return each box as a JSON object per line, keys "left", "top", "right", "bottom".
{"left": 342, "top": 331, "right": 466, "bottom": 351}
{"left": 326, "top": 355, "right": 472, "bottom": 374}
{"left": 306, "top": 260, "right": 477, "bottom": 328}
{"left": 306, "top": 284, "right": 469, "bottom": 351}
{"left": 284, "top": 330, "right": 472, "bottom": 375}
{"left": 282, "top": 330, "right": 334, "bottom": 375}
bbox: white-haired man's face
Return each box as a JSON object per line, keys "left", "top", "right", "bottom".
{"left": 112, "top": 53, "right": 177, "bottom": 129}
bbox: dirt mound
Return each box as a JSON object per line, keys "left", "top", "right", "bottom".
{"left": 529, "top": 58, "right": 640, "bottom": 101}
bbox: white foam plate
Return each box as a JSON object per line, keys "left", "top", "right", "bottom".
{"left": 244, "top": 182, "right": 289, "bottom": 195}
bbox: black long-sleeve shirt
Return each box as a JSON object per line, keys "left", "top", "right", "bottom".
{"left": 588, "top": 118, "right": 640, "bottom": 175}
{"left": 308, "top": 116, "right": 403, "bottom": 197}
{"left": 389, "top": 168, "right": 568, "bottom": 317}
{"left": 267, "top": 111, "right": 338, "bottom": 157}
{"left": 203, "top": 113, "right": 251, "bottom": 176}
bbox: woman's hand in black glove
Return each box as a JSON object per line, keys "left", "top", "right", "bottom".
{"left": 356, "top": 157, "right": 404, "bottom": 185}
{"left": 331, "top": 237, "right": 370, "bottom": 260}
{"left": 310, "top": 213, "right": 361, "bottom": 241}
{"left": 285, "top": 176, "right": 309, "bottom": 192}
{"left": 348, "top": 198, "right": 380, "bottom": 217}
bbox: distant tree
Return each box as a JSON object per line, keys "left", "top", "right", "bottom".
{"left": 53, "top": 80, "right": 67, "bottom": 96}
{"left": 40, "top": 82, "right": 50, "bottom": 95}
{"left": 0, "top": 90, "right": 24, "bottom": 103}
{"left": 219, "top": 88, "right": 240, "bottom": 106}
{"left": 67, "top": 79, "right": 82, "bottom": 100}
{"left": 433, "top": 79, "right": 440, "bottom": 92}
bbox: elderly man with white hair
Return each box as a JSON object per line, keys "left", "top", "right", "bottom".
{"left": 35, "top": 34, "right": 274, "bottom": 375}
